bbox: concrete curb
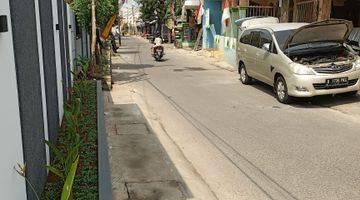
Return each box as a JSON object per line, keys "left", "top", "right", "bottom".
{"left": 97, "top": 80, "right": 113, "bottom": 200}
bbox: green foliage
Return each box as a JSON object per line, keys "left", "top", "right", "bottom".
{"left": 138, "top": 0, "right": 156, "bottom": 22}
{"left": 42, "top": 79, "right": 98, "bottom": 200}
{"left": 96, "top": 0, "right": 118, "bottom": 30}
{"left": 123, "top": 22, "right": 130, "bottom": 34}
{"left": 61, "top": 156, "right": 79, "bottom": 200}
{"left": 74, "top": 56, "right": 91, "bottom": 81}
{"left": 44, "top": 97, "right": 82, "bottom": 193}
{"left": 174, "top": 0, "right": 184, "bottom": 18}
{"left": 137, "top": 0, "right": 184, "bottom": 22}
{"left": 70, "top": 0, "right": 91, "bottom": 30}
{"left": 70, "top": 0, "right": 118, "bottom": 30}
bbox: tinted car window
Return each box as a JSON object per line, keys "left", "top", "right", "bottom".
{"left": 250, "top": 31, "right": 261, "bottom": 48}
{"left": 259, "top": 31, "right": 272, "bottom": 48}
{"left": 274, "top": 29, "right": 296, "bottom": 50}
{"left": 260, "top": 30, "right": 276, "bottom": 53}
{"left": 240, "top": 30, "right": 252, "bottom": 45}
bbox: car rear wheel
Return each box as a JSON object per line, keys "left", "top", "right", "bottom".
{"left": 239, "top": 63, "right": 252, "bottom": 85}
{"left": 275, "top": 76, "right": 291, "bottom": 104}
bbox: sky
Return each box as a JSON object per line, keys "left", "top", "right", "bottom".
{"left": 122, "top": 0, "right": 139, "bottom": 8}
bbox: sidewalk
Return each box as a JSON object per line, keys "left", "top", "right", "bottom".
{"left": 104, "top": 91, "right": 188, "bottom": 200}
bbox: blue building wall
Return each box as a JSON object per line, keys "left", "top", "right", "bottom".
{"left": 202, "top": 0, "right": 222, "bottom": 49}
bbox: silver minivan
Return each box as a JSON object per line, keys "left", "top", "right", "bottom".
{"left": 236, "top": 18, "right": 360, "bottom": 103}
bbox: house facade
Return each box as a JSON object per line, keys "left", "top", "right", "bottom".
{"left": 202, "top": 0, "right": 359, "bottom": 68}
{"left": 0, "top": 0, "right": 89, "bottom": 199}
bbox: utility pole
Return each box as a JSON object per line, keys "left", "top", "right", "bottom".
{"left": 118, "top": 0, "right": 123, "bottom": 45}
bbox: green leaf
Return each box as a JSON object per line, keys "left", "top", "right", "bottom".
{"left": 45, "top": 140, "right": 65, "bottom": 163}
{"left": 61, "top": 156, "right": 79, "bottom": 200}
{"left": 46, "top": 165, "right": 64, "bottom": 179}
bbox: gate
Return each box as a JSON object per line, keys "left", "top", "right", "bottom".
{"left": 294, "top": 0, "right": 318, "bottom": 22}
{"left": 239, "top": 5, "right": 278, "bottom": 18}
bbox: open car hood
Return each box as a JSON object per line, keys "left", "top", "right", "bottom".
{"left": 284, "top": 19, "right": 353, "bottom": 49}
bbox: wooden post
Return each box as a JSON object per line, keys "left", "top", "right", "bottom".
{"left": 293, "top": 0, "right": 298, "bottom": 22}
{"left": 318, "top": 0, "right": 332, "bottom": 21}
{"left": 280, "top": 0, "right": 289, "bottom": 22}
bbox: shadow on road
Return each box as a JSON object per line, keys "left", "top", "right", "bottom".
{"left": 111, "top": 71, "right": 148, "bottom": 85}
{"left": 112, "top": 63, "right": 154, "bottom": 70}
{"left": 116, "top": 51, "right": 140, "bottom": 54}
{"left": 247, "top": 80, "right": 360, "bottom": 108}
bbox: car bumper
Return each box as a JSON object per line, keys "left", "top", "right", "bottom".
{"left": 287, "top": 70, "right": 360, "bottom": 97}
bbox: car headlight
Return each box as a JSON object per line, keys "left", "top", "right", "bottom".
{"left": 291, "top": 63, "right": 315, "bottom": 75}
{"left": 354, "top": 59, "right": 360, "bottom": 71}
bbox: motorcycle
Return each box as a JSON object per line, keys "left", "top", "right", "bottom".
{"left": 152, "top": 46, "right": 164, "bottom": 61}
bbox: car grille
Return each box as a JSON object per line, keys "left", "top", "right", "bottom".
{"left": 313, "top": 79, "right": 358, "bottom": 90}
{"left": 313, "top": 64, "right": 353, "bottom": 74}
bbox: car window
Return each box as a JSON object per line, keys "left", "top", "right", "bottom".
{"left": 240, "top": 30, "right": 252, "bottom": 45}
{"left": 259, "top": 30, "right": 272, "bottom": 48}
{"left": 250, "top": 31, "right": 261, "bottom": 48}
{"left": 260, "top": 30, "right": 276, "bottom": 53}
{"left": 274, "top": 29, "right": 296, "bottom": 50}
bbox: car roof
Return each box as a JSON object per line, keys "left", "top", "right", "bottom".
{"left": 246, "top": 23, "right": 309, "bottom": 32}
{"left": 236, "top": 17, "right": 279, "bottom": 28}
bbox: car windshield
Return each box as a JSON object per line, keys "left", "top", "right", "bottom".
{"left": 274, "top": 29, "right": 296, "bottom": 50}
{"left": 284, "top": 42, "right": 343, "bottom": 55}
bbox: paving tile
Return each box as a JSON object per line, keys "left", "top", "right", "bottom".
{"left": 127, "top": 181, "right": 185, "bottom": 200}
{"left": 116, "top": 123, "right": 149, "bottom": 135}
{"left": 112, "top": 181, "right": 129, "bottom": 200}
{"left": 107, "top": 104, "right": 146, "bottom": 124}
{"left": 108, "top": 134, "right": 175, "bottom": 183}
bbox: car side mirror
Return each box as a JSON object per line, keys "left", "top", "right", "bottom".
{"left": 262, "top": 43, "right": 271, "bottom": 52}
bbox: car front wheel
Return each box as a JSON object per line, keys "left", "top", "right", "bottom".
{"left": 275, "top": 76, "right": 291, "bottom": 104}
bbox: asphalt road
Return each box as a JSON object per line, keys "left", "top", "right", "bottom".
{"left": 112, "top": 36, "right": 360, "bottom": 200}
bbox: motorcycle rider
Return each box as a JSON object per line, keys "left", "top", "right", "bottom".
{"left": 151, "top": 34, "right": 163, "bottom": 54}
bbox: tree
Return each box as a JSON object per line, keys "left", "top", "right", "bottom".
{"left": 70, "top": 0, "right": 118, "bottom": 68}
{"left": 71, "top": 0, "right": 118, "bottom": 30}
{"left": 137, "top": 0, "right": 156, "bottom": 22}
{"left": 137, "top": 0, "right": 184, "bottom": 25}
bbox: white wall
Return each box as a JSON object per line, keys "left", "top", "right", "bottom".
{"left": 51, "top": 0, "right": 64, "bottom": 122}
{"left": 67, "top": 7, "right": 76, "bottom": 84}
{"left": 34, "top": 0, "right": 50, "bottom": 165}
{"left": 0, "top": 0, "right": 27, "bottom": 199}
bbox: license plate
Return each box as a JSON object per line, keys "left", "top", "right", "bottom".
{"left": 326, "top": 77, "right": 348, "bottom": 86}
{"left": 156, "top": 49, "right": 162, "bottom": 52}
